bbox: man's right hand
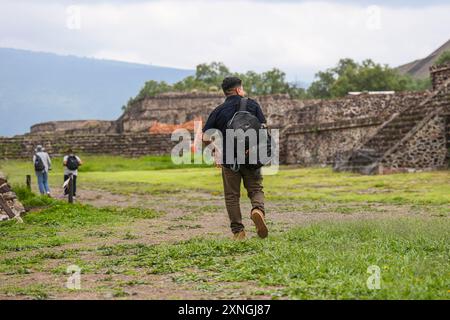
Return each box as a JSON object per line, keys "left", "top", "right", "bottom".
{"left": 213, "top": 150, "right": 222, "bottom": 168}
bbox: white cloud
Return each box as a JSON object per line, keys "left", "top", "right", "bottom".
{"left": 0, "top": 0, "right": 449, "bottom": 81}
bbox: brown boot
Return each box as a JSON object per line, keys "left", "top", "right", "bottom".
{"left": 233, "top": 230, "right": 246, "bottom": 241}
{"left": 251, "top": 208, "right": 268, "bottom": 239}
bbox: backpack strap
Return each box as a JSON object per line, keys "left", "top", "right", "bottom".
{"left": 239, "top": 98, "right": 248, "bottom": 112}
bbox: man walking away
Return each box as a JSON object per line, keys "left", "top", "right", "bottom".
{"left": 63, "top": 149, "right": 82, "bottom": 199}
{"left": 33, "top": 145, "right": 52, "bottom": 196}
{"left": 202, "top": 77, "right": 268, "bottom": 241}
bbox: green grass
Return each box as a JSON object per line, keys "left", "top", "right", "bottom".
{"left": 0, "top": 155, "right": 210, "bottom": 175}
{"left": 74, "top": 166, "right": 450, "bottom": 204}
{"left": 0, "top": 156, "right": 449, "bottom": 299}
{"left": 0, "top": 284, "right": 52, "bottom": 300}
{"left": 0, "top": 188, "right": 164, "bottom": 277}
{"left": 0, "top": 191, "right": 162, "bottom": 255}
{"left": 3, "top": 206, "right": 445, "bottom": 298}
{"left": 2, "top": 155, "right": 449, "bottom": 204}
{"left": 73, "top": 217, "right": 450, "bottom": 299}
{"left": 13, "top": 185, "right": 57, "bottom": 207}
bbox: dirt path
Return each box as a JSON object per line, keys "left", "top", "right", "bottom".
{"left": 74, "top": 188, "right": 417, "bottom": 246}
{"left": 0, "top": 188, "right": 425, "bottom": 300}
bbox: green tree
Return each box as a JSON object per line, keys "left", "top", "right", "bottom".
{"left": 237, "top": 68, "right": 294, "bottom": 96}
{"left": 136, "top": 80, "right": 172, "bottom": 99}
{"left": 261, "top": 68, "right": 290, "bottom": 94}
{"left": 308, "top": 58, "right": 431, "bottom": 99}
{"left": 173, "top": 76, "right": 208, "bottom": 92}
{"left": 434, "top": 51, "right": 450, "bottom": 66}
{"left": 236, "top": 71, "right": 263, "bottom": 95}
{"left": 195, "top": 62, "right": 231, "bottom": 88}
{"left": 287, "top": 84, "right": 308, "bottom": 99}
{"left": 130, "top": 62, "right": 307, "bottom": 100}
{"left": 307, "top": 70, "right": 335, "bottom": 98}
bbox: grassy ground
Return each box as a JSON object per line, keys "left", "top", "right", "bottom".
{"left": 0, "top": 156, "right": 448, "bottom": 299}
{"left": 2, "top": 155, "right": 449, "bottom": 204}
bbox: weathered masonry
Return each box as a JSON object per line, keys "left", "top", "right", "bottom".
{"left": 0, "top": 171, "right": 25, "bottom": 221}
{"left": 334, "top": 64, "right": 450, "bottom": 174}
{"left": 1, "top": 64, "right": 449, "bottom": 174}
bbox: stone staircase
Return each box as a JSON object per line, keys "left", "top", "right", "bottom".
{"left": 335, "top": 77, "right": 450, "bottom": 174}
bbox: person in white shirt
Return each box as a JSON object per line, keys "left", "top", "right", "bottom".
{"left": 33, "top": 145, "right": 52, "bottom": 196}
{"left": 63, "top": 148, "right": 83, "bottom": 198}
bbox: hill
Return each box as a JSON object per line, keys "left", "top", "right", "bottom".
{"left": 0, "top": 48, "right": 193, "bottom": 137}
{"left": 396, "top": 39, "right": 450, "bottom": 79}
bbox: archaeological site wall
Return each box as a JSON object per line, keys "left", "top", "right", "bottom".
{"left": 281, "top": 92, "right": 428, "bottom": 165}
{"left": 0, "top": 133, "right": 176, "bottom": 159}
{"left": 1, "top": 64, "right": 449, "bottom": 174}
{"left": 30, "top": 120, "right": 116, "bottom": 135}
{"left": 0, "top": 171, "right": 25, "bottom": 221}
{"left": 335, "top": 64, "right": 450, "bottom": 174}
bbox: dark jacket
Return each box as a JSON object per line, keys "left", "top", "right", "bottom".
{"left": 202, "top": 95, "right": 266, "bottom": 165}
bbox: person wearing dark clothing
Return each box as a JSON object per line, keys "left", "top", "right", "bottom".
{"left": 203, "top": 77, "right": 268, "bottom": 240}
{"left": 203, "top": 92, "right": 266, "bottom": 166}
{"left": 63, "top": 149, "right": 82, "bottom": 198}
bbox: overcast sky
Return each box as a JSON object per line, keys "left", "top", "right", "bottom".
{"left": 1, "top": 0, "right": 449, "bottom": 81}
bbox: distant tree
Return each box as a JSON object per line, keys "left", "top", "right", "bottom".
{"left": 307, "top": 70, "right": 335, "bottom": 98}
{"left": 195, "top": 62, "right": 231, "bottom": 89}
{"left": 136, "top": 80, "right": 172, "bottom": 99}
{"left": 237, "top": 68, "right": 300, "bottom": 96}
{"left": 287, "top": 84, "right": 308, "bottom": 99}
{"left": 434, "top": 51, "right": 450, "bottom": 66}
{"left": 333, "top": 58, "right": 359, "bottom": 77}
{"left": 261, "top": 68, "right": 291, "bottom": 94}
{"left": 126, "top": 58, "right": 433, "bottom": 109}
{"left": 128, "top": 62, "right": 308, "bottom": 103}
{"left": 237, "top": 71, "right": 264, "bottom": 95}
{"left": 173, "top": 76, "right": 207, "bottom": 92}
{"left": 307, "top": 58, "right": 431, "bottom": 98}
{"left": 397, "top": 75, "right": 431, "bottom": 92}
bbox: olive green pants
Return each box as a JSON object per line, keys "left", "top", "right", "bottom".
{"left": 221, "top": 166, "right": 265, "bottom": 234}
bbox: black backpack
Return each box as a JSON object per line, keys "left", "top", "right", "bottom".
{"left": 66, "top": 155, "right": 79, "bottom": 171}
{"left": 226, "top": 98, "right": 274, "bottom": 171}
{"left": 34, "top": 154, "right": 45, "bottom": 172}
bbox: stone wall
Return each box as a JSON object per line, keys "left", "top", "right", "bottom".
{"left": 0, "top": 90, "right": 444, "bottom": 168}
{"left": 281, "top": 92, "right": 428, "bottom": 165}
{"left": 0, "top": 133, "right": 177, "bottom": 159}
{"left": 115, "top": 92, "right": 317, "bottom": 134}
{"left": 31, "top": 120, "right": 116, "bottom": 135}
{"left": 377, "top": 78, "right": 450, "bottom": 172}
{"left": 283, "top": 118, "right": 381, "bottom": 165}
{"left": 430, "top": 63, "right": 450, "bottom": 90}
{"left": 288, "top": 92, "right": 427, "bottom": 125}
{"left": 117, "top": 92, "right": 427, "bottom": 133}
{"left": 118, "top": 93, "right": 224, "bottom": 133}
{"left": 335, "top": 66, "right": 450, "bottom": 174}
{"left": 380, "top": 115, "right": 448, "bottom": 170}
{"left": 0, "top": 171, "right": 25, "bottom": 221}
{"left": 1, "top": 65, "right": 449, "bottom": 174}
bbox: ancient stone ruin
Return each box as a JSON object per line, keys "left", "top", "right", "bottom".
{"left": 0, "top": 171, "right": 25, "bottom": 221}
{"left": 0, "top": 64, "right": 449, "bottom": 174}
